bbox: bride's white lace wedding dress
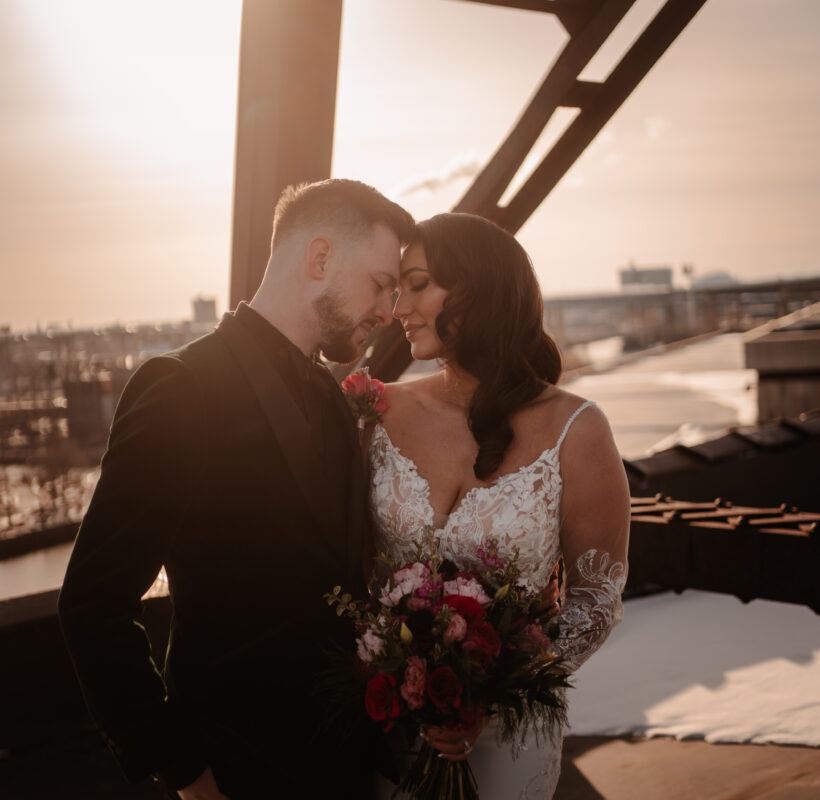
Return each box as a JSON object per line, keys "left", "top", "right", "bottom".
{"left": 368, "top": 401, "right": 627, "bottom": 799}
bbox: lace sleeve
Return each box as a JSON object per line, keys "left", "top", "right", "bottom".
{"left": 551, "top": 549, "right": 627, "bottom": 673}
{"left": 549, "top": 402, "right": 631, "bottom": 674}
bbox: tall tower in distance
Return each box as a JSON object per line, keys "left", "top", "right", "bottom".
{"left": 192, "top": 296, "right": 217, "bottom": 325}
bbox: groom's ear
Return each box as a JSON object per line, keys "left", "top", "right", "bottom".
{"left": 306, "top": 236, "right": 332, "bottom": 281}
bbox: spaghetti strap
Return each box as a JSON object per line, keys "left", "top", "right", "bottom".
{"left": 555, "top": 400, "right": 596, "bottom": 450}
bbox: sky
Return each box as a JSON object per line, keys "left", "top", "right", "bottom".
{"left": 1, "top": 0, "right": 818, "bottom": 331}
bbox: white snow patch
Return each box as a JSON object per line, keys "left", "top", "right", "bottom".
{"left": 567, "top": 591, "right": 820, "bottom": 746}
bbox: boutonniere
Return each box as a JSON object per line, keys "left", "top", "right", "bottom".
{"left": 341, "top": 367, "right": 389, "bottom": 441}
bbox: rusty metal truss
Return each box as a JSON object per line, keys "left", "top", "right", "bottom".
{"left": 627, "top": 496, "right": 820, "bottom": 613}
{"left": 360, "top": 0, "right": 709, "bottom": 382}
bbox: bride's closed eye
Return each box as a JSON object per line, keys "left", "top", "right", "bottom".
{"left": 409, "top": 280, "right": 429, "bottom": 293}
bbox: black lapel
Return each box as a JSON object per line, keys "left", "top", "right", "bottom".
{"left": 216, "top": 312, "right": 337, "bottom": 539}
{"left": 315, "top": 366, "right": 367, "bottom": 582}
{"left": 345, "top": 447, "right": 366, "bottom": 582}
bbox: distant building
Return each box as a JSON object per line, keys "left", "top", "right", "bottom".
{"left": 691, "top": 271, "right": 740, "bottom": 289}
{"left": 192, "top": 296, "right": 217, "bottom": 324}
{"left": 619, "top": 263, "right": 674, "bottom": 293}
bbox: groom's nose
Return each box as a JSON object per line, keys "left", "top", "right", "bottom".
{"left": 373, "top": 293, "right": 393, "bottom": 326}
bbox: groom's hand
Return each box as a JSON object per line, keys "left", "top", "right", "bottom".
{"left": 177, "top": 767, "right": 230, "bottom": 800}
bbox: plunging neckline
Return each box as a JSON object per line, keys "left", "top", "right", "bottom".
{"left": 372, "top": 423, "right": 562, "bottom": 529}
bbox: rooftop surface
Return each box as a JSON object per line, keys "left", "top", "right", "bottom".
{"left": 2, "top": 729, "right": 817, "bottom": 799}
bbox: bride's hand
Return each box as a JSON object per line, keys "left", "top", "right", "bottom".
{"left": 422, "top": 717, "right": 487, "bottom": 762}
{"left": 534, "top": 562, "right": 561, "bottom": 619}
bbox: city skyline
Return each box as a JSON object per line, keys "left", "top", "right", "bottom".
{"left": 2, "top": 0, "right": 819, "bottom": 330}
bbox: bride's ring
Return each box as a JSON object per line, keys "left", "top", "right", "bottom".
{"left": 463, "top": 738, "right": 473, "bottom": 755}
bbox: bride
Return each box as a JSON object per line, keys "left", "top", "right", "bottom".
{"left": 367, "top": 213, "right": 630, "bottom": 798}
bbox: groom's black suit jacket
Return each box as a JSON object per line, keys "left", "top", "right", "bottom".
{"left": 58, "top": 303, "right": 374, "bottom": 794}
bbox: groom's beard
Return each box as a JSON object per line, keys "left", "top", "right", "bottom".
{"left": 313, "top": 288, "right": 363, "bottom": 364}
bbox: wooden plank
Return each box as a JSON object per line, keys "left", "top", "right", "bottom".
{"left": 750, "top": 513, "right": 820, "bottom": 526}
{"left": 679, "top": 508, "right": 793, "bottom": 520}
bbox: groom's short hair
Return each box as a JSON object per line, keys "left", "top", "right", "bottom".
{"left": 271, "top": 179, "right": 414, "bottom": 250}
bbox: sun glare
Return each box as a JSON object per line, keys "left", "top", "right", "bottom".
{"left": 18, "top": 0, "right": 242, "bottom": 166}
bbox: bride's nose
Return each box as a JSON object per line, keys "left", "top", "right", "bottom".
{"left": 392, "top": 288, "right": 409, "bottom": 320}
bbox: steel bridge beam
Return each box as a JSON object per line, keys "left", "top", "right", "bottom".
{"left": 229, "top": 0, "right": 342, "bottom": 309}
{"left": 361, "top": 0, "right": 708, "bottom": 382}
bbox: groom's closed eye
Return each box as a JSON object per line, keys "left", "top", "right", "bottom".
{"left": 373, "top": 271, "right": 398, "bottom": 293}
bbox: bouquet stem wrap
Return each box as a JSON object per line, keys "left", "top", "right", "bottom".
{"left": 395, "top": 741, "right": 479, "bottom": 800}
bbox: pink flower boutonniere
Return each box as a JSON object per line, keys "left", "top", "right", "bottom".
{"left": 341, "top": 367, "right": 389, "bottom": 441}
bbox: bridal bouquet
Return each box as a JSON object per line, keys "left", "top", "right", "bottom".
{"left": 324, "top": 529, "right": 570, "bottom": 800}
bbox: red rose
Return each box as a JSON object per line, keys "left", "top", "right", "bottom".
{"left": 462, "top": 620, "right": 502, "bottom": 668}
{"left": 442, "top": 595, "right": 486, "bottom": 622}
{"left": 342, "top": 372, "right": 369, "bottom": 397}
{"left": 365, "top": 672, "right": 401, "bottom": 726}
{"left": 426, "top": 666, "right": 462, "bottom": 711}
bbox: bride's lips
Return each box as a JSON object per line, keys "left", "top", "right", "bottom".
{"left": 403, "top": 324, "right": 423, "bottom": 341}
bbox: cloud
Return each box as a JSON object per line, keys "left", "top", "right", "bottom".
{"left": 392, "top": 151, "right": 485, "bottom": 197}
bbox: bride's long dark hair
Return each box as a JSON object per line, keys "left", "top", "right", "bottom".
{"left": 410, "top": 213, "right": 562, "bottom": 480}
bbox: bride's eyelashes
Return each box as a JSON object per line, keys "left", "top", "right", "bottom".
{"left": 409, "top": 280, "right": 429, "bottom": 293}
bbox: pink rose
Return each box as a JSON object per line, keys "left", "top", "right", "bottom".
{"left": 400, "top": 656, "right": 427, "bottom": 710}
{"left": 442, "top": 576, "right": 492, "bottom": 605}
{"left": 443, "top": 613, "right": 467, "bottom": 644}
{"left": 374, "top": 396, "right": 389, "bottom": 414}
{"left": 356, "top": 627, "right": 384, "bottom": 662}
{"left": 379, "top": 562, "right": 432, "bottom": 607}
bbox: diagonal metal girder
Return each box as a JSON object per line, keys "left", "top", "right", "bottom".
{"left": 361, "top": 0, "right": 709, "bottom": 382}
{"left": 455, "top": 0, "right": 709, "bottom": 233}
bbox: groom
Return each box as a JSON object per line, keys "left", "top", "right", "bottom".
{"left": 58, "top": 179, "right": 414, "bottom": 799}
